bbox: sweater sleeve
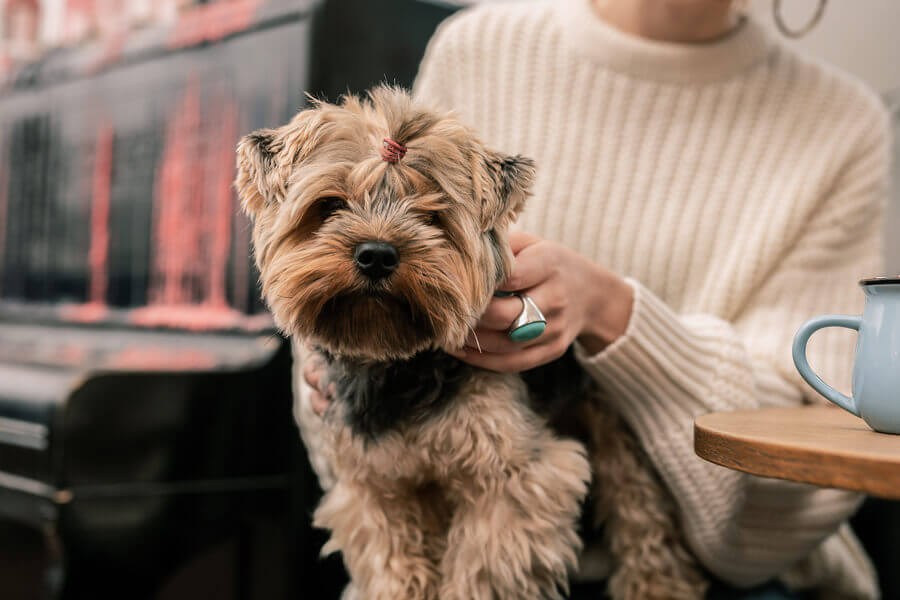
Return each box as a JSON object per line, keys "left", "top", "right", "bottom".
{"left": 574, "top": 106, "right": 889, "bottom": 592}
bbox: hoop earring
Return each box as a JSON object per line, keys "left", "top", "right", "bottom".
{"left": 773, "top": 0, "right": 827, "bottom": 38}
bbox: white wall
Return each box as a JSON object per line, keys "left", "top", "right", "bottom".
{"left": 750, "top": 0, "right": 900, "bottom": 94}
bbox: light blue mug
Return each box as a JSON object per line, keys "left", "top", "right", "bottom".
{"left": 793, "top": 277, "right": 900, "bottom": 435}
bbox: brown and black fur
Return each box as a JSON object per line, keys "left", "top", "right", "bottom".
{"left": 236, "top": 86, "right": 707, "bottom": 600}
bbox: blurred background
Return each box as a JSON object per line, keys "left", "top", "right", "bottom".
{"left": 0, "top": 0, "right": 895, "bottom": 599}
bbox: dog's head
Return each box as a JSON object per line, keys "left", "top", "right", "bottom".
{"left": 236, "top": 86, "right": 534, "bottom": 361}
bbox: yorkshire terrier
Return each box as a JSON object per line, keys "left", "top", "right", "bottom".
{"left": 236, "top": 86, "right": 707, "bottom": 600}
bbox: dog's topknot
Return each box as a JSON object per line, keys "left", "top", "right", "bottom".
{"left": 363, "top": 85, "right": 440, "bottom": 147}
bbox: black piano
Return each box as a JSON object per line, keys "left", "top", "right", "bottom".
{"left": 0, "top": 323, "right": 299, "bottom": 599}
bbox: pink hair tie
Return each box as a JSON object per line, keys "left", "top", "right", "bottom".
{"left": 381, "top": 138, "right": 407, "bottom": 163}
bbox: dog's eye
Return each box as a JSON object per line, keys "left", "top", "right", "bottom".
{"left": 318, "top": 197, "right": 347, "bottom": 221}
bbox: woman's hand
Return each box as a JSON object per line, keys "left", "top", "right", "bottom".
{"left": 449, "top": 231, "right": 633, "bottom": 373}
{"left": 303, "top": 346, "right": 334, "bottom": 417}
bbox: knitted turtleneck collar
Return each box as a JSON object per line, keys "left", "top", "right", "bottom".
{"left": 554, "top": 0, "right": 775, "bottom": 84}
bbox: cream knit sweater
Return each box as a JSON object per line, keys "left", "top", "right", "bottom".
{"left": 292, "top": 1, "right": 890, "bottom": 597}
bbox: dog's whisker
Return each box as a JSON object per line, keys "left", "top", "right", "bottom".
{"left": 467, "top": 324, "right": 483, "bottom": 354}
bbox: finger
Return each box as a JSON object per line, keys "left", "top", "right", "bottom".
{"left": 508, "top": 230, "right": 541, "bottom": 255}
{"left": 478, "top": 295, "right": 529, "bottom": 330}
{"left": 464, "top": 327, "right": 548, "bottom": 354}
{"left": 303, "top": 359, "right": 322, "bottom": 389}
{"left": 455, "top": 338, "right": 566, "bottom": 374}
{"left": 311, "top": 379, "right": 337, "bottom": 418}
{"left": 497, "top": 243, "right": 554, "bottom": 292}
{"left": 465, "top": 327, "right": 518, "bottom": 353}
{"left": 310, "top": 390, "right": 329, "bottom": 417}
{"left": 480, "top": 283, "right": 559, "bottom": 331}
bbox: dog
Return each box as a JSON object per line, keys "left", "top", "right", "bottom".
{"left": 236, "top": 86, "right": 707, "bottom": 600}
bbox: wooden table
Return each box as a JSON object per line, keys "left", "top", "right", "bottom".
{"left": 694, "top": 405, "right": 900, "bottom": 499}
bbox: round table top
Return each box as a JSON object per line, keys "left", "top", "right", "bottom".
{"left": 694, "top": 405, "right": 900, "bottom": 499}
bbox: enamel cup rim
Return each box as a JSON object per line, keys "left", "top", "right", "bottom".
{"left": 859, "top": 276, "right": 900, "bottom": 286}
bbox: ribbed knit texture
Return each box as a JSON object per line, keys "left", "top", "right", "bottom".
{"left": 408, "top": 1, "right": 889, "bottom": 597}
{"left": 292, "top": 1, "right": 890, "bottom": 597}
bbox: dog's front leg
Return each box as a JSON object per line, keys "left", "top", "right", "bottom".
{"left": 315, "top": 480, "right": 441, "bottom": 600}
{"left": 438, "top": 423, "right": 590, "bottom": 600}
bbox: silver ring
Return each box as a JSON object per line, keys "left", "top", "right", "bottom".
{"left": 507, "top": 294, "right": 547, "bottom": 342}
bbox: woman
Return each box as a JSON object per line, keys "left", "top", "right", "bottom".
{"left": 299, "top": 0, "right": 889, "bottom": 597}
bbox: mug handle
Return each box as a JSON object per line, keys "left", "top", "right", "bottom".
{"left": 792, "top": 315, "right": 861, "bottom": 417}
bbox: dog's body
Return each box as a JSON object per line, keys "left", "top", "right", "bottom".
{"left": 316, "top": 350, "right": 590, "bottom": 599}
{"left": 236, "top": 86, "right": 707, "bottom": 600}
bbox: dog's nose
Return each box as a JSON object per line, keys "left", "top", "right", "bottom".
{"left": 354, "top": 241, "right": 399, "bottom": 280}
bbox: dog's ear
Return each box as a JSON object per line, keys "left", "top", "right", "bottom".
{"left": 235, "top": 128, "right": 283, "bottom": 215}
{"left": 235, "top": 105, "right": 328, "bottom": 215}
{"left": 478, "top": 152, "right": 535, "bottom": 231}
